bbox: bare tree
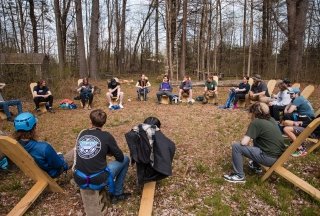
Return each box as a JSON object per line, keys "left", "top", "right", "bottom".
{"left": 28, "top": 0, "right": 38, "bottom": 53}
{"left": 89, "top": 0, "right": 100, "bottom": 79}
{"left": 179, "top": 0, "right": 187, "bottom": 78}
{"left": 120, "top": 0, "right": 127, "bottom": 74}
{"left": 75, "top": 0, "right": 88, "bottom": 77}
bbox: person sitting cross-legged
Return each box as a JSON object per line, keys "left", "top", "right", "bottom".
{"left": 136, "top": 74, "right": 151, "bottom": 101}
{"left": 223, "top": 102, "right": 285, "bottom": 183}
{"left": 106, "top": 78, "right": 124, "bottom": 109}
{"left": 0, "top": 83, "right": 23, "bottom": 122}
{"left": 202, "top": 75, "right": 218, "bottom": 105}
{"left": 156, "top": 75, "right": 175, "bottom": 104}
{"left": 73, "top": 109, "right": 131, "bottom": 204}
{"left": 32, "top": 80, "right": 55, "bottom": 113}
{"left": 178, "top": 75, "right": 193, "bottom": 103}
{"left": 13, "top": 112, "right": 74, "bottom": 178}
{"left": 78, "top": 77, "right": 94, "bottom": 110}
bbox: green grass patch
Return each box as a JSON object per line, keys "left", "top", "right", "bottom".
{"left": 202, "top": 192, "right": 231, "bottom": 215}
{"left": 195, "top": 161, "right": 210, "bottom": 174}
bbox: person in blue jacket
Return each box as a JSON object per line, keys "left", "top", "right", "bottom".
{"left": 13, "top": 112, "right": 74, "bottom": 178}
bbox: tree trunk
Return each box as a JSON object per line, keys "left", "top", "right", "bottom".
{"left": 16, "top": 0, "right": 26, "bottom": 53}
{"left": 28, "top": 0, "right": 38, "bottom": 53}
{"left": 75, "top": 0, "right": 88, "bottom": 77}
{"left": 286, "top": 0, "right": 309, "bottom": 81}
{"left": 155, "top": 0, "right": 159, "bottom": 71}
{"left": 106, "top": 0, "right": 113, "bottom": 73}
{"left": 89, "top": 0, "right": 100, "bottom": 79}
{"left": 54, "top": 0, "right": 65, "bottom": 76}
{"left": 247, "top": 0, "right": 253, "bottom": 77}
{"left": 120, "top": 0, "right": 127, "bottom": 74}
{"left": 179, "top": 0, "right": 187, "bottom": 79}
{"left": 115, "top": 0, "right": 120, "bottom": 73}
{"left": 242, "top": 0, "right": 247, "bottom": 76}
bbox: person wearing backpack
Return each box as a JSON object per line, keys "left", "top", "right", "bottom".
{"left": 13, "top": 112, "right": 73, "bottom": 178}
{"left": 73, "top": 109, "right": 131, "bottom": 204}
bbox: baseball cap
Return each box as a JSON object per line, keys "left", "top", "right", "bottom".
{"left": 288, "top": 87, "right": 300, "bottom": 94}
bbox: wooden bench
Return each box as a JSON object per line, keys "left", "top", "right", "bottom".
{"left": 138, "top": 181, "right": 156, "bottom": 216}
{"left": 0, "top": 136, "right": 64, "bottom": 216}
{"left": 160, "top": 95, "right": 170, "bottom": 104}
{"left": 30, "top": 83, "right": 47, "bottom": 113}
{"left": 291, "top": 83, "right": 300, "bottom": 88}
{"left": 300, "top": 85, "right": 315, "bottom": 99}
{"left": 261, "top": 118, "right": 320, "bottom": 201}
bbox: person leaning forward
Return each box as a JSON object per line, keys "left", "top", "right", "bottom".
{"left": 245, "top": 74, "right": 270, "bottom": 107}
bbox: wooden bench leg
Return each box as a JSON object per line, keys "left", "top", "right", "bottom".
{"left": 8, "top": 180, "right": 48, "bottom": 216}
{"left": 160, "top": 96, "right": 170, "bottom": 105}
{"left": 80, "top": 189, "right": 109, "bottom": 216}
{"left": 138, "top": 181, "right": 156, "bottom": 216}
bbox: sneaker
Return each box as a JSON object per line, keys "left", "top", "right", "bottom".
{"left": 87, "top": 105, "right": 92, "bottom": 110}
{"left": 110, "top": 192, "right": 131, "bottom": 204}
{"left": 248, "top": 160, "right": 263, "bottom": 174}
{"left": 119, "top": 104, "right": 124, "bottom": 109}
{"left": 108, "top": 104, "right": 113, "bottom": 109}
{"left": 223, "top": 173, "right": 246, "bottom": 183}
{"left": 291, "top": 148, "right": 307, "bottom": 157}
{"left": 233, "top": 103, "right": 238, "bottom": 109}
{"left": 48, "top": 108, "right": 55, "bottom": 113}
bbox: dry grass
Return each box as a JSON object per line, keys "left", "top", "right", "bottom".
{"left": 0, "top": 78, "right": 319, "bottom": 215}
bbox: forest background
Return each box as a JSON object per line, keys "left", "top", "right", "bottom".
{"left": 0, "top": 0, "right": 319, "bottom": 99}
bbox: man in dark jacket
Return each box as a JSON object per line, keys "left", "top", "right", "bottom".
{"left": 73, "top": 109, "right": 130, "bottom": 203}
{"left": 125, "top": 117, "right": 176, "bottom": 185}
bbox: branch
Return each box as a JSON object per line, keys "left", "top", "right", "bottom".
{"left": 271, "top": 6, "right": 288, "bottom": 37}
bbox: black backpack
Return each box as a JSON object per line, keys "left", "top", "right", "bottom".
{"left": 125, "top": 125, "right": 152, "bottom": 164}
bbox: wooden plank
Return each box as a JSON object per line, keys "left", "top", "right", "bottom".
{"left": 138, "top": 181, "right": 156, "bottom": 216}
{"left": 274, "top": 166, "right": 320, "bottom": 200}
{"left": 301, "top": 85, "right": 315, "bottom": 99}
{"left": 262, "top": 118, "right": 320, "bottom": 182}
{"left": 0, "top": 136, "right": 63, "bottom": 193}
{"left": 267, "top": 79, "right": 277, "bottom": 95}
{"left": 7, "top": 180, "right": 48, "bottom": 216}
{"left": 307, "top": 139, "right": 320, "bottom": 154}
{"left": 0, "top": 111, "right": 7, "bottom": 120}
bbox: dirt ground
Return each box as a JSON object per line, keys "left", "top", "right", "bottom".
{"left": 0, "top": 79, "right": 319, "bottom": 215}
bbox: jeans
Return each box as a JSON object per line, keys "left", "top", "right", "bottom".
{"left": 231, "top": 143, "right": 277, "bottom": 178}
{"left": 33, "top": 95, "right": 53, "bottom": 109}
{"left": 137, "top": 88, "right": 149, "bottom": 100}
{"left": 233, "top": 93, "right": 246, "bottom": 104}
{"left": 107, "top": 155, "right": 129, "bottom": 195}
{"left": 0, "top": 100, "right": 23, "bottom": 118}
{"left": 270, "top": 105, "right": 285, "bottom": 121}
{"left": 156, "top": 91, "right": 174, "bottom": 102}
{"left": 80, "top": 92, "right": 93, "bottom": 106}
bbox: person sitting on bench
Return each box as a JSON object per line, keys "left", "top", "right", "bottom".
{"left": 13, "top": 112, "right": 73, "bottom": 178}
{"left": 283, "top": 114, "right": 320, "bottom": 157}
{"left": 78, "top": 77, "right": 94, "bottom": 110}
{"left": 0, "top": 83, "right": 23, "bottom": 122}
{"left": 282, "top": 87, "right": 315, "bottom": 126}
{"left": 268, "top": 80, "right": 291, "bottom": 121}
{"left": 32, "top": 80, "right": 55, "bottom": 113}
{"left": 156, "top": 75, "right": 174, "bottom": 104}
{"left": 202, "top": 75, "right": 218, "bottom": 105}
{"left": 136, "top": 74, "right": 151, "bottom": 101}
{"left": 106, "top": 78, "right": 124, "bottom": 109}
{"left": 223, "top": 102, "right": 285, "bottom": 183}
{"left": 232, "top": 76, "right": 250, "bottom": 108}
{"left": 73, "top": 109, "right": 131, "bottom": 204}
{"left": 245, "top": 74, "right": 269, "bottom": 107}
{"left": 178, "top": 75, "right": 193, "bottom": 103}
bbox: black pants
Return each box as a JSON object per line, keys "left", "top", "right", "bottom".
{"left": 80, "top": 92, "right": 93, "bottom": 106}
{"left": 233, "top": 93, "right": 246, "bottom": 104}
{"left": 270, "top": 105, "right": 286, "bottom": 121}
{"left": 33, "top": 95, "right": 53, "bottom": 109}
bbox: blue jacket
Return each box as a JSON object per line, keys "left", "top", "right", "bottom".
{"left": 19, "top": 140, "right": 68, "bottom": 178}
